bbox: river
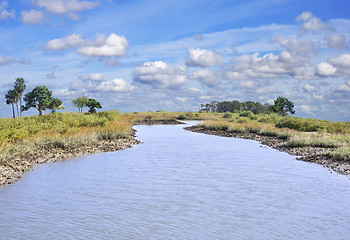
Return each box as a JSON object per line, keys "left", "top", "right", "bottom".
{"left": 0, "top": 122, "right": 350, "bottom": 239}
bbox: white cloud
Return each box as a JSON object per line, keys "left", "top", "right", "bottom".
{"left": 34, "top": 0, "right": 99, "bottom": 14}
{"left": 133, "top": 61, "right": 187, "bottom": 89}
{"left": 240, "top": 80, "right": 255, "bottom": 89}
{"left": 95, "top": 78, "right": 133, "bottom": 92}
{"left": 45, "top": 34, "right": 83, "bottom": 50}
{"left": 0, "top": 1, "right": 15, "bottom": 20}
{"left": 21, "top": 9, "right": 44, "bottom": 24}
{"left": 300, "top": 105, "right": 313, "bottom": 114}
{"left": 325, "top": 33, "right": 347, "bottom": 48}
{"left": 225, "top": 51, "right": 312, "bottom": 80}
{"left": 189, "top": 69, "right": 218, "bottom": 87}
{"left": 186, "top": 48, "right": 222, "bottom": 68}
{"left": 315, "top": 62, "right": 337, "bottom": 77}
{"left": 256, "top": 86, "right": 277, "bottom": 94}
{"left": 336, "top": 80, "right": 350, "bottom": 93}
{"left": 329, "top": 54, "right": 350, "bottom": 75}
{"left": 78, "top": 33, "right": 128, "bottom": 57}
{"left": 313, "top": 94, "right": 324, "bottom": 101}
{"left": 296, "top": 11, "right": 333, "bottom": 35}
{"left": 276, "top": 36, "right": 315, "bottom": 58}
{"left": 0, "top": 54, "right": 14, "bottom": 66}
{"left": 303, "top": 83, "right": 316, "bottom": 92}
{"left": 79, "top": 73, "right": 104, "bottom": 81}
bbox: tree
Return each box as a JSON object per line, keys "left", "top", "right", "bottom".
{"left": 48, "top": 98, "right": 63, "bottom": 113}
{"left": 86, "top": 98, "right": 102, "bottom": 113}
{"left": 14, "top": 77, "right": 26, "bottom": 117}
{"left": 72, "top": 96, "right": 88, "bottom": 113}
{"left": 22, "top": 86, "right": 60, "bottom": 116}
{"left": 5, "top": 89, "right": 18, "bottom": 118}
{"left": 272, "top": 97, "right": 295, "bottom": 116}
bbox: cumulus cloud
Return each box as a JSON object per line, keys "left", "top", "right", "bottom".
{"left": 78, "top": 33, "right": 128, "bottom": 57}
{"left": 303, "top": 83, "right": 316, "bottom": 92}
{"left": 95, "top": 78, "right": 133, "bottom": 92}
{"left": 21, "top": 9, "right": 44, "bottom": 24}
{"left": 336, "top": 80, "right": 350, "bottom": 93}
{"left": 133, "top": 61, "right": 187, "bottom": 89}
{"left": 300, "top": 105, "right": 313, "bottom": 114}
{"left": 0, "top": 54, "right": 14, "bottom": 66}
{"left": 315, "top": 62, "right": 337, "bottom": 77}
{"left": 45, "top": 33, "right": 128, "bottom": 58}
{"left": 296, "top": 11, "right": 333, "bottom": 35}
{"left": 225, "top": 51, "right": 311, "bottom": 80}
{"left": 329, "top": 54, "right": 350, "bottom": 75}
{"left": 325, "top": 33, "right": 347, "bottom": 48}
{"left": 0, "top": 1, "right": 15, "bottom": 20}
{"left": 79, "top": 73, "right": 104, "bottom": 81}
{"left": 186, "top": 48, "right": 222, "bottom": 68}
{"left": 189, "top": 69, "right": 218, "bottom": 87}
{"left": 240, "top": 80, "right": 256, "bottom": 89}
{"left": 45, "top": 34, "right": 83, "bottom": 50}
{"left": 276, "top": 36, "right": 316, "bottom": 58}
{"left": 256, "top": 86, "right": 277, "bottom": 94}
{"left": 34, "top": 0, "right": 99, "bottom": 14}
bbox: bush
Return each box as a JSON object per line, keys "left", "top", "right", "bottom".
{"left": 223, "top": 112, "right": 233, "bottom": 118}
{"left": 239, "top": 111, "right": 256, "bottom": 120}
{"left": 237, "top": 117, "right": 249, "bottom": 123}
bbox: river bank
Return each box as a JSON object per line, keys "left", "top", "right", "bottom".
{"left": 0, "top": 133, "right": 140, "bottom": 186}
{"left": 185, "top": 125, "right": 350, "bottom": 177}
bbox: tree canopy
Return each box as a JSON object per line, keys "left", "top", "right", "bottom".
{"left": 72, "top": 96, "right": 88, "bottom": 113}
{"left": 86, "top": 98, "right": 102, "bottom": 113}
{"left": 271, "top": 97, "right": 295, "bottom": 116}
{"left": 22, "top": 86, "right": 62, "bottom": 116}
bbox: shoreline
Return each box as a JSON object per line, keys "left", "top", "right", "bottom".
{"left": 185, "top": 125, "right": 350, "bottom": 177}
{"left": 0, "top": 119, "right": 182, "bottom": 187}
{"left": 0, "top": 133, "right": 140, "bottom": 186}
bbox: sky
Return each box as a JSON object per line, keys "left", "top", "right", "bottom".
{"left": 0, "top": 0, "right": 350, "bottom": 121}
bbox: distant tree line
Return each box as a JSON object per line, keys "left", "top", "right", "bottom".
{"left": 200, "top": 97, "right": 295, "bottom": 116}
{"left": 5, "top": 78, "right": 102, "bottom": 117}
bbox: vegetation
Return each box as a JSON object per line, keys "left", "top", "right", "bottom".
{"left": 4, "top": 78, "right": 26, "bottom": 118}
{"left": 86, "top": 98, "right": 102, "bottom": 113}
{"left": 22, "top": 86, "right": 63, "bottom": 116}
{"left": 195, "top": 112, "right": 350, "bottom": 162}
{"left": 200, "top": 100, "right": 272, "bottom": 114}
{"left": 72, "top": 96, "right": 89, "bottom": 113}
{"left": 270, "top": 96, "right": 295, "bottom": 116}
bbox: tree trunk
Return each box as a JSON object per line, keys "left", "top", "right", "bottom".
{"left": 19, "top": 98, "right": 22, "bottom": 117}
{"left": 11, "top": 103, "right": 15, "bottom": 118}
{"left": 15, "top": 102, "right": 19, "bottom": 118}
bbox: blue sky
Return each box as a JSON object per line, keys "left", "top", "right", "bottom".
{"left": 0, "top": 0, "right": 350, "bottom": 121}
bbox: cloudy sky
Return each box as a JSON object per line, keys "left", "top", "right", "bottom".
{"left": 0, "top": 0, "right": 349, "bottom": 121}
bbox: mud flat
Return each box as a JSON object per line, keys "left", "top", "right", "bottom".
{"left": 185, "top": 125, "right": 350, "bottom": 177}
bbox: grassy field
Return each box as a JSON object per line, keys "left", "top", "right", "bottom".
{"left": 1, "top": 110, "right": 349, "bottom": 167}
{"left": 196, "top": 111, "right": 350, "bottom": 162}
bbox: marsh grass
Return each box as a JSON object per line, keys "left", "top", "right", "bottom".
{"left": 199, "top": 118, "right": 350, "bottom": 162}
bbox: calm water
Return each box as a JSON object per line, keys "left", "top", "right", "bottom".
{"left": 1, "top": 122, "right": 350, "bottom": 239}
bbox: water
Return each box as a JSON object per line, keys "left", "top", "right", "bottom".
{"left": 1, "top": 122, "right": 350, "bottom": 239}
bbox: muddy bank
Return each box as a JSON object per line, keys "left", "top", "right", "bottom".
{"left": 0, "top": 135, "right": 140, "bottom": 186}
{"left": 185, "top": 125, "right": 350, "bottom": 177}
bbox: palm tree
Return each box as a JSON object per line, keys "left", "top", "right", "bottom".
{"left": 14, "top": 78, "right": 26, "bottom": 117}
{"left": 5, "top": 90, "right": 18, "bottom": 118}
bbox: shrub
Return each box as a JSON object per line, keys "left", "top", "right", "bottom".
{"left": 223, "top": 112, "right": 233, "bottom": 118}
{"left": 239, "top": 111, "right": 255, "bottom": 120}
